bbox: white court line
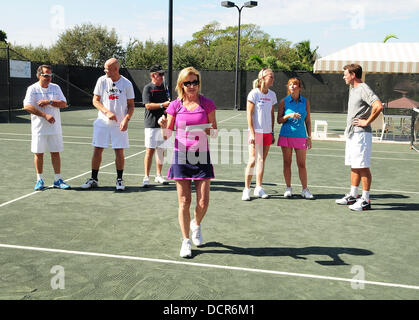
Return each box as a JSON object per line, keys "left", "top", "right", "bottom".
{"left": 2, "top": 138, "right": 417, "bottom": 162}
{"left": 0, "top": 243, "right": 418, "bottom": 291}
{"left": 217, "top": 113, "right": 242, "bottom": 123}
{"left": 99, "top": 172, "right": 419, "bottom": 195}
{"left": 0, "top": 149, "right": 146, "bottom": 208}
{"left": 0, "top": 132, "right": 144, "bottom": 142}
{"left": 0, "top": 138, "right": 146, "bottom": 148}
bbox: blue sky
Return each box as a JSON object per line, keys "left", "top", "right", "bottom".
{"left": 3, "top": 0, "right": 419, "bottom": 57}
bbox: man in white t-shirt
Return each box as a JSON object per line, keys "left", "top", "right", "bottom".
{"left": 80, "top": 58, "right": 135, "bottom": 191}
{"left": 23, "top": 65, "right": 70, "bottom": 191}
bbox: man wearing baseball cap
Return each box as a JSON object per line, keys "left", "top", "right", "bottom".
{"left": 141, "top": 65, "right": 171, "bottom": 187}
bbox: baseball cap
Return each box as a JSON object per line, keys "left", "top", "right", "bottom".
{"left": 150, "top": 65, "right": 164, "bottom": 74}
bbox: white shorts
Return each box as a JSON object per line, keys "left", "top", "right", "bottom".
{"left": 31, "top": 134, "right": 64, "bottom": 153}
{"left": 144, "top": 128, "right": 166, "bottom": 149}
{"left": 92, "top": 121, "right": 129, "bottom": 149}
{"left": 345, "top": 132, "right": 372, "bottom": 168}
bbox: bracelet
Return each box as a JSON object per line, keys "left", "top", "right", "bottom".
{"left": 126, "top": 114, "right": 131, "bottom": 120}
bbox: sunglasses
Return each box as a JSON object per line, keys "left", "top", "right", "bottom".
{"left": 41, "top": 73, "right": 53, "bottom": 78}
{"left": 183, "top": 80, "right": 200, "bottom": 87}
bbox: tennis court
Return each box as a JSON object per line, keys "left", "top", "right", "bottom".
{"left": 0, "top": 107, "right": 418, "bottom": 300}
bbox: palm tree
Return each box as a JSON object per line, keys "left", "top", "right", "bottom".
{"left": 383, "top": 34, "right": 398, "bottom": 43}
{"left": 294, "top": 40, "right": 318, "bottom": 71}
{"left": 0, "top": 30, "right": 7, "bottom": 43}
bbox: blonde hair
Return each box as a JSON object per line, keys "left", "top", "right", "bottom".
{"left": 252, "top": 68, "right": 273, "bottom": 89}
{"left": 175, "top": 66, "right": 201, "bottom": 100}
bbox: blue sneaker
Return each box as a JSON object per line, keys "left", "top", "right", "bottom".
{"left": 53, "top": 179, "right": 71, "bottom": 190}
{"left": 34, "top": 179, "right": 45, "bottom": 191}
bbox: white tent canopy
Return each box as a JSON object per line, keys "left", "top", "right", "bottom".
{"left": 313, "top": 42, "right": 419, "bottom": 74}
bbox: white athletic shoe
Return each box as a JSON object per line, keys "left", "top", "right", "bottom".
{"left": 348, "top": 198, "right": 371, "bottom": 211}
{"left": 80, "top": 178, "right": 98, "bottom": 189}
{"left": 301, "top": 188, "right": 314, "bottom": 199}
{"left": 116, "top": 178, "right": 125, "bottom": 191}
{"left": 190, "top": 219, "right": 203, "bottom": 246}
{"left": 154, "top": 175, "right": 168, "bottom": 185}
{"left": 254, "top": 186, "right": 269, "bottom": 199}
{"left": 284, "top": 187, "right": 293, "bottom": 198}
{"left": 242, "top": 188, "right": 251, "bottom": 201}
{"left": 336, "top": 194, "right": 359, "bottom": 205}
{"left": 179, "top": 238, "right": 192, "bottom": 258}
{"left": 142, "top": 176, "right": 150, "bottom": 188}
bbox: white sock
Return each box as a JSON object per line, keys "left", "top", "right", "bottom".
{"left": 350, "top": 186, "right": 359, "bottom": 197}
{"left": 362, "top": 190, "right": 370, "bottom": 201}
{"left": 54, "top": 173, "right": 62, "bottom": 181}
{"left": 37, "top": 173, "right": 43, "bottom": 181}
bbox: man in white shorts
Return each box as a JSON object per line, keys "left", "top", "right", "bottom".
{"left": 80, "top": 58, "right": 134, "bottom": 191}
{"left": 23, "top": 65, "right": 70, "bottom": 191}
{"left": 141, "top": 65, "right": 171, "bottom": 187}
{"left": 336, "top": 64, "right": 383, "bottom": 211}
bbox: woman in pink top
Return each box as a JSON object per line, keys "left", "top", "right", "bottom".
{"left": 158, "top": 67, "right": 217, "bottom": 258}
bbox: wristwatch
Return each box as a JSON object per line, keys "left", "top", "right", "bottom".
{"left": 49, "top": 100, "right": 53, "bottom": 105}
{"left": 160, "top": 103, "right": 164, "bottom": 109}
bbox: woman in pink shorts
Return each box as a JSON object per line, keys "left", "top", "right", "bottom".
{"left": 277, "top": 77, "right": 314, "bottom": 199}
{"left": 242, "top": 68, "right": 277, "bottom": 201}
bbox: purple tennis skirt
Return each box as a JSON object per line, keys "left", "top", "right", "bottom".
{"left": 167, "top": 150, "right": 214, "bottom": 180}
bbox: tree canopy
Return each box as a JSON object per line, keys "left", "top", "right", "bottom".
{"left": 0, "top": 22, "right": 320, "bottom": 71}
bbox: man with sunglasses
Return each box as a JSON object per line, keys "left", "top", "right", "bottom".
{"left": 23, "top": 64, "right": 70, "bottom": 190}
{"left": 141, "top": 64, "right": 171, "bottom": 187}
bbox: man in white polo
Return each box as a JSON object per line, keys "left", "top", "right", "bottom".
{"left": 141, "top": 64, "right": 171, "bottom": 187}
{"left": 80, "top": 58, "right": 134, "bottom": 191}
{"left": 23, "top": 64, "right": 70, "bottom": 191}
{"left": 337, "top": 64, "right": 384, "bottom": 211}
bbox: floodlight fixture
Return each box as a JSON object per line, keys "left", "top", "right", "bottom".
{"left": 221, "top": 1, "right": 235, "bottom": 8}
{"left": 244, "top": 1, "right": 258, "bottom": 8}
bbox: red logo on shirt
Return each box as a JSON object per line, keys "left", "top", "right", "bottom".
{"left": 109, "top": 94, "right": 119, "bottom": 100}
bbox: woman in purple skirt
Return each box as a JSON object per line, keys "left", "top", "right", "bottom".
{"left": 158, "top": 67, "right": 217, "bottom": 258}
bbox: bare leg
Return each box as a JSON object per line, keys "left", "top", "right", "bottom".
{"left": 245, "top": 144, "right": 256, "bottom": 188}
{"left": 281, "top": 147, "right": 293, "bottom": 187}
{"left": 92, "top": 147, "right": 104, "bottom": 170}
{"left": 155, "top": 148, "right": 164, "bottom": 176}
{"left": 144, "top": 148, "right": 155, "bottom": 177}
{"left": 50, "top": 152, "right": 61, "bottom": 174}
{"left": 34, "top": 153, "right": 44, "bottom": 174}
{"left": 295, "top": 148, "right": 308, "bottom": 189}
{"left": 193, "top": 179, "right": 210, "bottom": 226}
{"left": 255, "top": 144, "right": 270, "bottom": 187}
{"left": 114, "top": 148, "right": 125, "bottom": 171}
{"left": 176, "top": 180, "right": 192, "bottom": 239}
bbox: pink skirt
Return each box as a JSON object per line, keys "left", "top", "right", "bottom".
{"left": 277, "top": 136, "right": 307, "bottom": 149}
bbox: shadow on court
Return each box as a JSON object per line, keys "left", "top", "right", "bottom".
{"left": 314, "top": 193, "right": 410, "bottom": 200}
{"left": 70, "top": 185, "right": 177, "bottom": 193}
{"left": 193, "top": 242, "right": 373, "bottom": 266}
{"left": 372, "top": 203, "right": 419, "bottom": 211}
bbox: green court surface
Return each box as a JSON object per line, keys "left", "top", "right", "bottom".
{"left": 0, "top": 107, "right": 418, "bottom": 300}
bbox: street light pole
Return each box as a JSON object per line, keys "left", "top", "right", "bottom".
{"left": 6, "top": 43, "right": 11, "bottom": 123}
{"left": 221, "top": 1, "right": 257, "bottom": 111}
{"left": 234, "top": 6, "right": 242, "bottom": 111}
